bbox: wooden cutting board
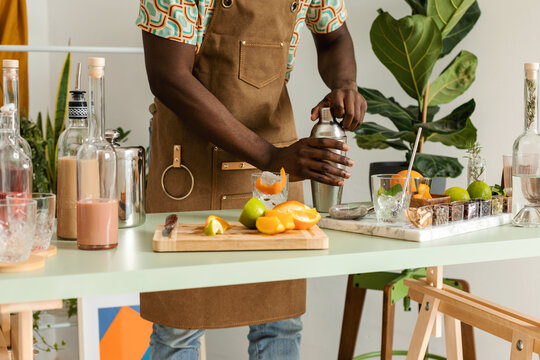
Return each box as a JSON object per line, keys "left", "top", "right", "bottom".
{"left": 153, "top": 222, "right": 328, "bottom": 252}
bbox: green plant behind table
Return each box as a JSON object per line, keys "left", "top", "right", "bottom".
{"left": 355, "top": 0, "right": 481, "bottom": 178}
{"left": 21, "top": 52, "right": 71, "bottom": 193}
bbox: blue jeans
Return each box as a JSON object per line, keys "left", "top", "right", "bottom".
{"left": 150, "top": 317, "right": 302, "bottom": 360}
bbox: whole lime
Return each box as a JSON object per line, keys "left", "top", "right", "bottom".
{"left": 467, "top": 181, "right": 492, "bottom": 200}
{"left": 239, "top": 197, "right": 266, "bottom": 229}
{"left": 443, "top": 187, "right": 471, "bottom": 202}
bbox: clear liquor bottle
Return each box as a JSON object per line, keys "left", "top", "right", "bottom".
{"left": 57, "top": 64, "right": 89, "bottom": 239}
{"left": 0, "top": 107, "right": 32, "bottom": 199}
{"left": 512, "top": 62, "right": 540, "bottom": 226}
{"left": 76, "top": 57, "right": 118, "bottom": 250}
{"left": 2, "top": 60, "right": 32, "bottom": 158}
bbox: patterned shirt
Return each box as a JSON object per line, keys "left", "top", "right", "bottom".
{"left": 136, "top": 0, "right": 347, "bottom": 80}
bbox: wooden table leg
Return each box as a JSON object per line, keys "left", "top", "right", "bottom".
{"left": 510, "top": 332, "right": 533, "bottom": 360}
{"left": 0, "top": 328, "right": 8, "bottom": 360}
{"left": 10, "top": 311, "right": 32, "bottom": 360}
{"left": 456, "top": 280, "right": 476, "bottom": 360}
{"left": 381, "top": 283, "right": 395, "bottom": 360}
{"left": 444, "top": 315, "right": 463, "bottom": 360}
{"left": 338, "top": 274, "right": 367, "bottom": 360}
{"left": 406, "top": 295, "right": 440, "bottom": 360}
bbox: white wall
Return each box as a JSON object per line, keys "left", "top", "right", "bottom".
{"left": 26, "top": 0, "right": 540, "bottom": 359}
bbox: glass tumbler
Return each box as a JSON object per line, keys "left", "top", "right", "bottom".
{"left": 371, "top": 174, "right": 412, "bottom": 224}
{"left": 9, "top": 193, "right": 55, "bottom": 250}
{"left": 251, "top": 171, "right": 289, "bottom": 208}
{"left": 0, "top": 198, "right": 37, "bottom": 262}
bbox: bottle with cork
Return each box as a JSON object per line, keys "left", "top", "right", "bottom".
{"left": 76, "top": 57, "right": 118, "bottom": 249}
{"left": 2, "top": 59, "right": 32, "bottom": 158}
{"left": 57, "top": 63, "right": 89, "bottom": 239}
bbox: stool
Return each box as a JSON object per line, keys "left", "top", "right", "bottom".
{"left": 337, "top": 269, "right": 476, "bottom": 360}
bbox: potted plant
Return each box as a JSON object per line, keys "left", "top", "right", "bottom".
{"left": 356, "top": 0, "right": 481, "bottom": 194}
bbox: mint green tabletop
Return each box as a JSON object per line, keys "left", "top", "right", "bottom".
{"left": 0, "top": 210, "right": 539, "bottom": 304}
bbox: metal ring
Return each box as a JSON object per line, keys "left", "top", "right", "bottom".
{"left": 290, "top": 1, "right": 298, "bottom": 12}
{"left": 161, "top": 164, "right": 195, "bottom": 201}
{"left": 222, "top": 0, "right": 233, "bottom": 8}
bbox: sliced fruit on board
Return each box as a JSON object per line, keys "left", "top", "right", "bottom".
{"left": 204, "top": 219, "right": 224, "bottom": 236}
{"left": 205, "top": 215, "right": 231, "bottom": 231}
{"left": 238, "top": 197, "right": 266, "bottom": 229}
{"left": 265, "top": 209, "right": 295, "bottom": 230}
{"left": 289, "top": 209, "right": 322, "bottom": 230}
{"left": 256, "top": 216, "right": 286, "bottom": 235}
{"left": 273, "top": 201, "right": 315, "bottom": 213}
{"left": 254, "top": 168, "right": 287, "bottom": 195}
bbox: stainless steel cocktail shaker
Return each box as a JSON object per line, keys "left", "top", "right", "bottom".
{"left": 310, "top": 107, "right": 347, "bottom": 212}
{"left": 105, "top": 129, "right": 146, "bottom": 228}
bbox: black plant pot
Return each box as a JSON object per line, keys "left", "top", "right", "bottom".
{"left": 368, "top": 161, "right": 447, "bottom": 200}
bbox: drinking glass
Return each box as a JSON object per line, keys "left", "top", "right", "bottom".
{"left": 9, "top": 193, "right": 56, "bottom": 250}
{"left": 0, "top": 198, "right": 37, "bottom": 262}
{"left": 251, "top": 171, "right": 289, "bottom": 208}
{"left": 371, "top": 174, "right": 412, "bottom": 224}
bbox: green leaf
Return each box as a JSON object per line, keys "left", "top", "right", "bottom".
{"left": 428, "top": 51, "right": 477, "bottom": 106}
{"left": 418, "top": 99, "right": 475, "bottom": 134}
{"left": 427, "top": 0, "right": 475, "bottom": 38}
{"left": 405, "top": 0, "right": 427, "bottom": 15}
{"left": 54, "top": 52, "right": 70, "bottom": 138}
{"left": 413, "top": 152, "right": 464, "bottom": 177}
{"left": 387, "top": 183, "right": 404, "bottom": 196}
{"left": 370, "top": 12, "right": 442, "bottom": 102}
{"left": 356, "top": 122, "right": 410, "bottom": 139}
{"left": 406, "top": 105, "right": 440, "bottom": 123}
{"left": 355, "top": 133, "right": 410, "bottom": 151}
{"left": 357, "top": 87, "right": 415, "bottom": 131}
{"left": 428, "top": 118, "right": 477, "bottom": 149}
{"left": 440, "top": 1, "right": 481, "bottom": 58}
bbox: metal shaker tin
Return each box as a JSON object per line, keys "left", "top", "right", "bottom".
{"left": 310, "top": 107, "right": 347, "bottom": 212}
{"left": 105, "top": 129, "right": 146, "bottom": 228}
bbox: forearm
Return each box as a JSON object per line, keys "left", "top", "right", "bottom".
{"left": 142, "top": 34, "right": 275, "bottom": 170}
{"left": 314, "top": 23, "right": 357, "bottom": 90}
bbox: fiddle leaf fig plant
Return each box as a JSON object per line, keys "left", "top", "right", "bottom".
{"left": 355, "top": 0, "right": 481, "bottom": 178}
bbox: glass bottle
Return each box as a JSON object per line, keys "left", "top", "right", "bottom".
{"left": 2, "top": 60, "right": 32, "bottom": 158}
{"left": 512, "top": 62, "right": 540, "bottom": 226}
{"left": 0, "top": 107, "right": 32, "bottom": 199}
{"left": 76, "top": 57, "right": 118, "bottom": 250}
{"left": 57, "top": 63, "right": 89, "bottom": 239}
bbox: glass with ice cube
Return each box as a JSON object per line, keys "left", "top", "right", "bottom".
{"left": 371, "top": 174, "right": 412, "bottom": 224}
{"left": 251, "top": 171, "right": 289, "bottom": 208}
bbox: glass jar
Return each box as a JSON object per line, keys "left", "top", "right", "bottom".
{"left": 0, "top": 108, "right": 32, "bottom": 199}
{"left": 57, "top": 72, "right": 89, "bottom": 239}
{"left": 2, "top": 59, "right": 32, "bottom": 158}
{"left": 512, "top": 63, "right": 540, "bottom": 226}
{"left": 76, "top": 57, "right": 118, "bottom": 250}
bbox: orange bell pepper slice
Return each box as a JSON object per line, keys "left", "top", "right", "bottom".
{"left": 255, "top": 168, "right": 287, "bottom": 195}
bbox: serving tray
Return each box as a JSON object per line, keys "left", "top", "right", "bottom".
{"left": 318, "top": 213, "right": 513, "bottom": 242}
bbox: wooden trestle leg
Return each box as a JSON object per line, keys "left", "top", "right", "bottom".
{"left": 338, "top": 275, "right": 367, "bottom": 360}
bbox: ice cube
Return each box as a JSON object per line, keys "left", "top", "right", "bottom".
{"left": 260, "top": 171, "right": 281, "bottom": 185}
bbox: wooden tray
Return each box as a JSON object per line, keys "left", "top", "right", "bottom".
{"left": 153, "top": 222, "right": 329, "bottom": 252}
{"left": 409, "top": 193, "right": 451, "bottom": 208}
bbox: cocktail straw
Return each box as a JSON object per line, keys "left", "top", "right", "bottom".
{"left": 403, "top": 127, "right": 423, "bottom": 196}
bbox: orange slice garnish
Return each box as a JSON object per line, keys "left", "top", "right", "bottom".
{"left": 256, "top": 216, "right": 286, "bottom": 235}
{"left": 289, "top": 209, "right": 321, "bottom": 230}
{"left": 265, "top": 210, "right": 295, "bottom": 230}
{"left": 255, "top": 168, "right": 287, "bottom": 195}
{"left": 204, "top": 215, "right": 231, "bottom": 231}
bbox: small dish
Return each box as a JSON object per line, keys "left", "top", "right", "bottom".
{"left": 409, "top": 194, "right": 451, "bottom": 208}
{"left": 329, "top": 204, "right": 369, "bottom": 220}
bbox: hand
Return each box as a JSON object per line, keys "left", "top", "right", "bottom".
{"left": 311, "top": 87, "right": 367, "bottom": 131}
{"left": 268, "top": 137, "right": 353, "bottom": 186}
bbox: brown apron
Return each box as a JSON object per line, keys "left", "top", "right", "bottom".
{"left": 141, "top": 0, "right": 307, "bottom": 329}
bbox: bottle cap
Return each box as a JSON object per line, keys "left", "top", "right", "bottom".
{"left": 88, "top": 57, "right": 105, "bottom": 67}
{"left": 2, "top": 59, "right": 18, "bottom": 68}
{"left": 525, "top": 62, "right": 539, "bottom": 71}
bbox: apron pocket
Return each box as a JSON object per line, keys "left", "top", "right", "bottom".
{"left": 220, "top": 193, "right": 253, "bottom": 210}
{"left": 239, "top": 41, "right": 286, "bottom": 89}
